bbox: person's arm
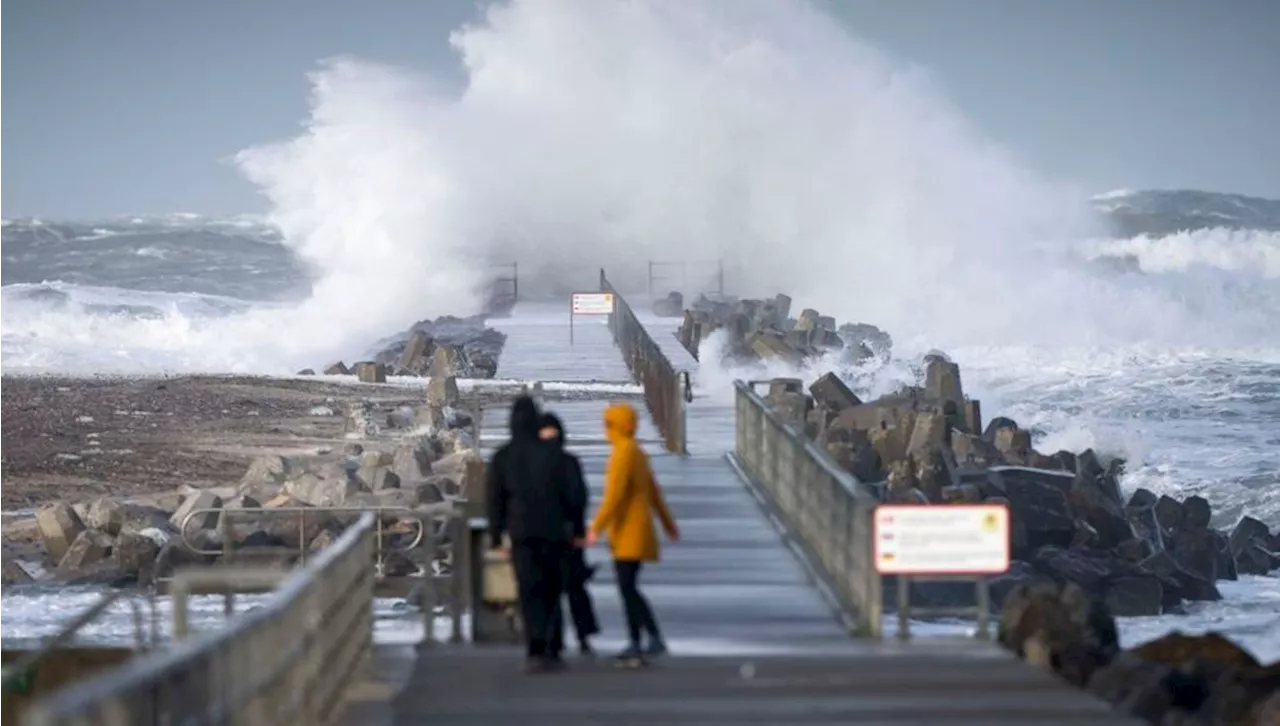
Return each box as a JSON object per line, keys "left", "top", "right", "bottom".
{"left": 486, "top": 449, "right": 508, "bottom": 549}
{"left": 566, "top": 455, "right": 589, "bottom": 540}
{"left": 590, "top": 445, "right": 634, "bottom": 537}
{"left": 643, "top": 453, "right": 679, "bottom": 539}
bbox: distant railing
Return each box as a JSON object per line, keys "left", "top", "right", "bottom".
{"left": 730, "top": 381, "right": 883, "bottom": 637}
{"left": 23, "top": 513, "right": 379, "bottom": 726}
{"left": 647, "top": 259, "right": 725, "bottom": 300}
{"left": 599, "top": 269, "right": 689, "bottom": 455}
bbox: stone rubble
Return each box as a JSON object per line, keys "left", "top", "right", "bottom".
{"left": 998, "top": 583, "right": 1278, "bottom": 724}
{"left": 675, "top": 292, "right": 892, "bottom": 366}
{"left": 757, "top": 353, "right": 1279, "bottom": 619}
{"left": 2, "top": 388, "right": 490, "bottom": 590}
{"left": 303, "top": 314, "right": 506, "bottom": 381}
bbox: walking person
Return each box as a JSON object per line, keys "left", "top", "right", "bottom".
{"left": 587, "top": 402, "right": 680, "bottom": 666}
{"left": 539, "top": 412, "right": 602, "bottom": 656}
{"left": 486, "top": 395, "right": 574, "bottom": 672}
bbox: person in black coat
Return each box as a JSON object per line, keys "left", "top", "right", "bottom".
{"left": 486, "top": 395, "right": 574, "bottom": 672}
{"left": 539, "top": 412, "right": 602, "bottom": 655}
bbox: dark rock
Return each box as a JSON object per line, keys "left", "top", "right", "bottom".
{"left": 1154, "top": 495, "right": 1183, "bottom": 533}
{"left": 1139, "top": 550, "right": 1221, "bottom": 603}
{"left": 982, "top": 417, "right": 1018, "bottom": 444}
{"left": 1212, "top": 529, "right": 1238, "bottom": 581}
{"left": 985, "top": 467, "right": 1076, "bottom": 558}
{"left": 1227, "top": 515, "right": 1271, "bottom": 557}
{"left": 1180, "top": 495, "right": 1212, "bottom": 530}
{"left": 997, "top": 580, "right": 1118, "bottom": 687}
{"left": 1104, "top": 576, "right": 1164, "bottom": 617}
{"left": 808, "top": 372, "right": 861, "bottom": 413}
{"left": 1169, "top": 527, "right": 1218, "bottom": 583}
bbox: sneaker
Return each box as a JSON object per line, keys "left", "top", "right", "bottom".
{"left": 643, "top": 638, "right": 668, "bottom": 657}
{"left": 614, "top": 645, "right": 646, "bottom": 668}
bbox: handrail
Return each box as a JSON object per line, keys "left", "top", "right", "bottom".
{"left": 730, "top": 380, "right": 883, "bottom": 637}
{"left": 599, "top": 268, "right": 688, "bottom": 455}
{"left": 2, "top": 591, "right": 158, "bottom": 694}
{"left": 23, "top": 512, "right": 379, "bottom": 726}
{"left": 178, "top": 504, "right": 430, "bottom": 569}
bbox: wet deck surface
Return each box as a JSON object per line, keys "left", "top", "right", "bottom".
{"left": 389, "top": 644, "right": 1141, "bottom": 725}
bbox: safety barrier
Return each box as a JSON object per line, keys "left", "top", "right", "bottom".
{"left": 599, "top": 269, "right": 690, "bottom": 455}
{"left": 2, "top": 591, "right": 159, "bottom": 702}
{"left": 730, "top": 380, "right": 883, "bottom": 637}
{"left": 177, "top": 504, "right": 428, "bottom": 569}
{"left": 22, "top": 513, "right": 379, "bottom": 726}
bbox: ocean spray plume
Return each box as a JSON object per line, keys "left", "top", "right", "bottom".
{"left": 433, "top": 0, "right": 1268, "bottom": 348}
{"left": 234, "top": 57, "right": 486, "bottom": 345}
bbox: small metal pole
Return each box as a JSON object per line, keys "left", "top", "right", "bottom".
{"left": 975, "top": 577, "right": 992, "bottom": 640}
{"left": 173, "top": 581, "right": 191, "bottom": 640}
{"left": 449, "top": 518, "right": 464, "bottom": 644}
{"left": 896, "top": 576, "right": 911, "bottom": 641}
{"left": 422, "top": 522, "right": 438, "bottom": 646}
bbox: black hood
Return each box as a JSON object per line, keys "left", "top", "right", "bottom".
{"left": 509, "top": 395, "right": 541, "bottom": 438}
{"left": 539, "top": 412, "right": 566, "bottom": 448}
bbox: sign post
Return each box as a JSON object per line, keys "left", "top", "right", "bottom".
{"left": 569, "top": 292, "right": 615, "bottom": 345}
{"left": 873, "top": 503, "right": 1011, "bottom": 641}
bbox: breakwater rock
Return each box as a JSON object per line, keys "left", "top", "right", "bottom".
{"left": 999, "top": 582, "right": 1278, "bottom": 723}
{"left": 1, "top": 392, "right": 483, "bottom": 589}
{"left": 676, "top": 292, "right": 892, "bottom": 366}
{"left": 754, "top": 352, "right": 1279, "bottom": 617}
{"left": 307, "top": 314, "right": 507, "bottom": 381}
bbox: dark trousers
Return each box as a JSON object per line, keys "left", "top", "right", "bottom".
{"left": 550, "top": 550, "right": 601, "bottom": 651}
{"left": 510, "top": 539, "right": 568, "bottom": 658}
{"left": 614, "top": 560, "right": 661, "bottom": 647}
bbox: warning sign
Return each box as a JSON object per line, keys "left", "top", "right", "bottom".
{"left": 571, "top": 292, "right": 615, "bottom": 315}
{"left": 873, "top": 504, "right": 1011, "bottom": 575}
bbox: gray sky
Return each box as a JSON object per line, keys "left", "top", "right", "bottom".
{"left": 3, "top": 0, "right": 1278, "bottom": 218}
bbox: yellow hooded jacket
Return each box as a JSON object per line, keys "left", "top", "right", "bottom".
{"left": 590, "top": 403, "right": 677, "bottom": 562}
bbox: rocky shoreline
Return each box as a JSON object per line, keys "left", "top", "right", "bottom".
{"left": 704, "top": 292, "right": 1279, "bottom": 723}
{"left": 300, "top": 314, "right": 508, "bottom": 381}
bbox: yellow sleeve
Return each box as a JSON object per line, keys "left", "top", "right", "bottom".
{"left": 591, "top": 444, "right": 634, "bottom": 535}
{"left": 644, "top": 454, "right": 677, "bottom": 535}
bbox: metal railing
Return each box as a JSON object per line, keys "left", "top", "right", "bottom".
{"left": 2, "top": 591, "right": 159, "bottom": 696}
{"left": 599, "top": 268, "right": 689, "bottom": 455}
{"left": 178, "top": 504, "right": 430, "bottom": 570}
{"left": 647, "top": 259, "right": 725, "bottom": 300}
{"left": 23, "top": 513, "right": 379, "bottom": 726}
{"left": 730, "top": 380, "right": 883, "bottom": 637}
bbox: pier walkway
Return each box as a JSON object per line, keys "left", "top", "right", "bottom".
{"left": 22, "top": 292, "right": 1140, "bottom": 726}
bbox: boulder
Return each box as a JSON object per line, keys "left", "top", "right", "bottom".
{"left": 808, "top": 372, "right": 861, "bottom": 413}
{"left": 170, "top": 491, "right": 223, "bottom": 532}
{"left": 399, "top": 331, "right": 435, "bottom": 374}
{"left": 324, "top": 361, "right": 350, "bottom": 375}
{"left": 56, "top": 530, "right": 113, "bottom": 576}
{"left": 924, "top": 357, "right": 963, "bottom": 405}
{"left": 284, "top": 472, "right": 365, "bottom": 507}
{"left": 112, "top": 531, "right": 161, "bottom": 581}
{"left": 35, "top": 502, "right": 87, "bottom": 562}
{"left": 353, "top": 361, "right": 387, "bottom": 383}
{"left": 985, "top": 467, "right": 1076, "bottom": 558}
{"left": 426, "top": 375, "right": 460, "bottom": 408}
{"left": 392, "top": 438, "right": 436, "bottom": 481}
{"left": 997, "top": 580, "right": 1119, "bottom": 687}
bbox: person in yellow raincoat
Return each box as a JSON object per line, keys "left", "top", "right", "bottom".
{"left": 586, "top": 402, "right": 679, "bottom": 663}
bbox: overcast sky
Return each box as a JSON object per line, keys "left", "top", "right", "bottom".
{"left": 3, "top": 0, "right": 1278, "bottom": 218}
